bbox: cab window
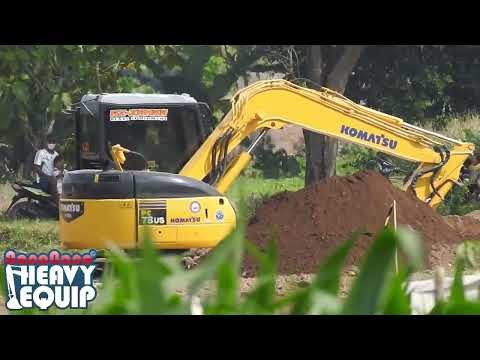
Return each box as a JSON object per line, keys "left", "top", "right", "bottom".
{"left": 105, "top": 107, "right": 202, "bottom": 173}
{"left": 79, "top": 112, "right": 99, "bottom": 160}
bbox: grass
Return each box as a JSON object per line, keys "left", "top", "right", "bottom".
{"left": 229, "top": 173, "right": 304, "bottom": 198}
{"left": 0, "top": 183, "right": 59, "bottom": 254}
{"left": 423, "top": 111, "right": 480, "bottom": 140}
{"left": 336, "top": 154, "right": 360, "bottom": 176}
{"left": 0, "top": 183, "right": 13, "bottom": 213}
{"left": 227, "top": 172, "right": 304, "bottom": 219}
{"left": 0, "top": 220, "right": 59, "bottom": 254}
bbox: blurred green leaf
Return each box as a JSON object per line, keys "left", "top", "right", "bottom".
{"left": 186, "top": 226, "right": 240, "bottom": 299}
{"left": 242, "top": 239, "right": 277, "bottom": 314}
{"left": 431, "top": 299, "right": 480, "bottom": 315}
{"left": 135, "top": 235, "right": 183, "bottom": 314}
{"left": 396, "top": 227, "right": 424, "bottom": 271}
{"left": 0, "top": 265, "right": 6, "bottom": 300}
{"left": 449, "top": 257, "right": 466, "bottom": 304}
{"left": 381, "top": 268, "right": 411, "bottom": 315}
{"left": 291, "top": 236, "right": 355, "bottom": 315}
{"left": 308, "top": 290, "right": 342, "bottom": 315}
{"left": 211, "top": 262, "right": 239, "bottom": 314}
{"left": 441, "top": 302, "right": 480, "bottom": 315}
{"left": 343, "top": 228, "right": 397, "bottom": 315}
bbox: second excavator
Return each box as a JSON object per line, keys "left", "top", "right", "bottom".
{"left": 59, "top": 79, "right": 475, "bottom": 251}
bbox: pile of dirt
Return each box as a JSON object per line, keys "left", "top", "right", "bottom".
{"left": 464, "top": 210, "right": 480, "bottom": 222}
{"left": 443, "top": 214, "right": 480, "bottom": 240}
{"left": 243, "top": 171, "right": 465, "bottom": 277}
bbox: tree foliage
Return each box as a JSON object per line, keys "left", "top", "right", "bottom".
{"left": 0, "top": 45, "right": 139, "bottom": 145}
{"left": 120, "top": 45, "right": 272, "bottom": 116}
{"left": 1, "top": 45, "right": 480, "bottom": 179}
{"left": 347, "top": 45, "right": 480, "bottom": 125}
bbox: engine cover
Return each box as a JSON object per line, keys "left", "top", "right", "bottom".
{"left": 59, "top": 170, "right": 236, "bottom": 250}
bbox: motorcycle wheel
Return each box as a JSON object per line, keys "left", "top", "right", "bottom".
{"left": 7, "top": 200, "right": 46, "bottom": 220}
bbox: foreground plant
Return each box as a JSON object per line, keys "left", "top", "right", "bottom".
{"left": 1, "top": 194, "right": 479, "bottom": 315}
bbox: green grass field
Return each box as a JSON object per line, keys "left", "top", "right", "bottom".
{"left": 0, "top": 183, "right": 13, "bottom": 213}
{"left": 0, "top": 184, "right": 59, "bottom": 254}
{"left": 0, "top": 219, "right": 58, "bottom": 253}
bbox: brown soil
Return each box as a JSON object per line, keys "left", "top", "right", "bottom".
{"left": 465, "top": 210, "right": 480, "bottom": 222}
{"left": 243, "top": 171, "right": 466, "bottom": 277}
{"left": 443, "top": 214, "right": 480, "bottom": 240}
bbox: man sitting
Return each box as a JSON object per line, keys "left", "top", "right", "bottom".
{"left": 33, "top": 134, "right": 59, "bottom": 202}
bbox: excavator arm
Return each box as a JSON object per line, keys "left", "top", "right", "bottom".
{"left": 180, "top": 80, "right": 475, "bottom": 208}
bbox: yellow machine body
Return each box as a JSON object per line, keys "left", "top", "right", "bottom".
{"left": 60, "top": 199, "right": 137, "bottom": 250}
{"left": 60, "top": 171, "right": 236, "bottom": 251}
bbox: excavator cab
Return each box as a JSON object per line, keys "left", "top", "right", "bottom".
{"left": 60, "top": 93, "right": 237, "bottom": 251}
{"left": 71, "top": 93, "right": 215, "bottom": 173}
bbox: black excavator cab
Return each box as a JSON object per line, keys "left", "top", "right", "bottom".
{"left": 70, "top": 93, "right": 215, "bottom": 173}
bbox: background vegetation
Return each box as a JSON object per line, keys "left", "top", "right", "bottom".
{"left": 2, "top": 45, "right": 480, "bottom": 182}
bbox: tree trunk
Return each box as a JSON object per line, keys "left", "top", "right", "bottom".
{"left": 303, "top": 45, "right": 366, "bottom": 186}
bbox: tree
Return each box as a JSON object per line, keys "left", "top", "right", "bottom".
{"left": 0, "top": 45, "right": 139, "bottom": 176}
{"left": 3, "top": 44, "right": 479, "bottom": 183}
{"left": 120, "top": 45, "right": 274, "bottom": 118}
{"left": 347, "top": 45, "right": 480, "bottom": 125}
{"left": 262, "top": 45, "right": 366, "bottom": 186}
{"left": 302, "top": 45, "right": 366, "bottom": 185}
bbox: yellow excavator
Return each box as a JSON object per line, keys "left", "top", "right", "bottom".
{"left": 59, "top": 79, "right": 475, "bottom": 251}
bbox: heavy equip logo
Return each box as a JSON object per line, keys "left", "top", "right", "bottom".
{"left": 110, "top": 109, "right": 169, "bottom": 122}
{"left": 4, "top": 249, "right": 97, "bottom": 311}
{"left": 139, "top": 200, "right": 167, "bottom": 225}
{"left": 60, "top": 201, "right": 84, "bottom": 223}
{"left": 340, "top": 125, "right": 398, "bottom": 150}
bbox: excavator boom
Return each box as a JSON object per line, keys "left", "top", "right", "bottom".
{"left": 180, "top": 80, "right": 474, "bottom": 208}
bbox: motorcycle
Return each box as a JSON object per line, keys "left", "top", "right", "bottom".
{"left": 366, "top": 157, "right": 401, "bottom": 179}
{"left": 5, "top": 181, "right": 58, "bottom": 220}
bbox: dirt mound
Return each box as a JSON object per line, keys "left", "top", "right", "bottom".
{"left": 243, "top": 171, "right": 464, "bottom": 277}
{"left": 443, "top": 215, "right": 480, "bottom": 240}
{"left": 465, "top": 210, "right": 480, "bottom": 222}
